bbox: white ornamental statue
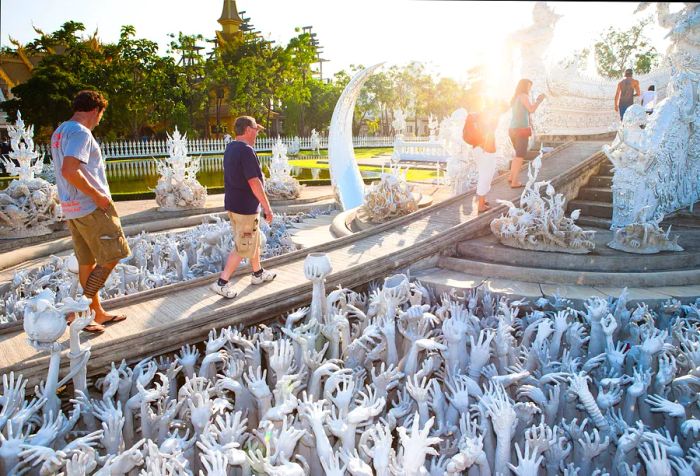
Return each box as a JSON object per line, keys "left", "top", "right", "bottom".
{"left": 265, "top": 137, "right": 301, "bottom": 200}
{"left": 602, "top": 104, "right": 656, "bottom": 228}
{"left": 607, "top": 206, "right": 683, "bottom": 254}
{"left": 428, "top": 114, "right": 439, "bottom": 142}
{"left": 0, "top": 112, "right": 62, "bottom": 238}
{"left": 507, "top": 2, "right": 561, "bottom": 99}
{"left": 288, "top": 136, "right": 301, "bottom": 155}
{"left": 604, "top": 3, "right": 700, "bottom": 228}
{"left": 22, "top": 291, "right": 93, "bottom": 417}
{"left": 392, "top": 108, "right": 407, "bottom": 137}
{"left": 440, "top": 109, "right": 476, "bottom": 196}
{"left": 362, "top": 157, "right": 419, "bottom": 223}
{"left": 154, "top": 127, "right": 207, "bottom": 211}
{"left": 310, "top": 129, "right": 322, "bottom": 155}
{"left": 490, "top": 152, "right": 595, "bottom": 253}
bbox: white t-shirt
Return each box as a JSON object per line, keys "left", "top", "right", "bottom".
{"left": 50, "top": 120, "right": 111, "bottom": 219}
{"left": 641, "top": 91, "right": 656, "bottom": 111}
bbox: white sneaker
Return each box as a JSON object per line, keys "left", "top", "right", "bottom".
{"left": 251, "top": 269, "right": 277, "bottom": 285}
{"left": 209, "top": 280, "right": 238, "bottom": 298}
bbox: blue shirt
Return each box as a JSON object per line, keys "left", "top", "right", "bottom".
{"left": 223, "top": 140, "right": 263, "bottom": 215}
{"left": 510, "top": 97, "right": 530, "bottom": 129}
{"left": 50, "top": 120, "right": 111, "bottom": 219}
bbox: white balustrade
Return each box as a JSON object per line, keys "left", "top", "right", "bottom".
{"left": 394, "top": 137, "right": 450, "bottom": 162}
{"left": 24, "top": 136, "right": 391, "bottom": 169}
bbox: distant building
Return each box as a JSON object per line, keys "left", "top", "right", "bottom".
{"left": 0, "top": 41, "right": 47, "bottom": 135}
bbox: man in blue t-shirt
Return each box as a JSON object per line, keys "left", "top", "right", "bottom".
{"left": 210, "top": 116, "right": 277, "bottom": 298}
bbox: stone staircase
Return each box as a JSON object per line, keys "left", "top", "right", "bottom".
{"left": 413, "top": 227, "right": 700, "bottom": 307}
{"left": 410, "top": 148, "right": 700, "bottom": 307}
{"left": 568, "top": 161, "right": 613, "bottom": 229}
{"left": 565, "top": 160, "right": 700, "bottom": 230}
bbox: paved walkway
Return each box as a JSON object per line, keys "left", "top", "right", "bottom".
{"left": 0, "top": 143, "right": 606, "bottom": 388}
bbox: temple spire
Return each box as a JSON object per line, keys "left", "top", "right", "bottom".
{"left": 218, "top": 0, "right": 243, "bottom": 35}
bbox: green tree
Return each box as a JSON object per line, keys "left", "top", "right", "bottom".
{"left": 594, "top": 17, "right": 659, "bottom": 79}
{"left": 559, "top": 48, "right": 591, "bottom": 72}
{"left": 168, "top": 32, "right": 208, "bottom": 136}
{"left": 1, "top": 22, "right": 103, "bottom": 139}
{"left": 429, "top": 77, "right": 469, "bottom": 119}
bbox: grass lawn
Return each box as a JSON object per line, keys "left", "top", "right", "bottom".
{"left": 288, "top": 157, "right": 437, "bottom": 182}
{"left": 297, "top": 147, "right": 393, "bottom": 159}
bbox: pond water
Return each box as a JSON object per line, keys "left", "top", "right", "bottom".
{"left": 106, "top": 162, "right": 368, "bottom": 194}
{"left": 0, "top": 155, "right": 439, "bottom": 194}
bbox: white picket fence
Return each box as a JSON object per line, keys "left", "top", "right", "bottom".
{"left": 34, "top": 135, "right": 395, "bottom": 161}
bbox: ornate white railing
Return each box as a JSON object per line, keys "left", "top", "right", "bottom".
{"left": 33, "top": 135, "right": 395, "bottom": 161}
{"left": 104, "top": 154, "right": 272, "bottom": 177}
{"left": 393, "top": 137, "right": 450, "bottom": 162}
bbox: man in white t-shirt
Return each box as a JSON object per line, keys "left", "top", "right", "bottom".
{"left": 51, "top": 90, "right": 131, "bottom": 332}
{"left": 641, "top": 85, "right": 657, "bottom": 114}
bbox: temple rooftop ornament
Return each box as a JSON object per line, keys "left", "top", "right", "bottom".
{"left": 217, "top": 0, "right": 243, "bottom": 43}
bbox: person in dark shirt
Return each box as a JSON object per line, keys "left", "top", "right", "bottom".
{"left": 210, "top": 116, "right": 276, "bottom": 298}
{"left": 615, "top": 69, "right": 641, "bottom": 120}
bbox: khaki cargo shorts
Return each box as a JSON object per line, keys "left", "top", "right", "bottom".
{"left": 228, "top": 211, "right": 262, "bottom": 259}
{"left": 67, "top": 202, "right": 131, "bottom": 266}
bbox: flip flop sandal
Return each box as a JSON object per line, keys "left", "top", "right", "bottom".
{"left": 100, "top": 314, "right": 127, "bottom": 325}
{"left": 510, "top": 184, "right": 525, "bottom": 189}
{"left": 83, "top": 322, "right": 106, "bottom": 333}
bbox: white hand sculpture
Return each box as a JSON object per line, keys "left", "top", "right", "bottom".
{"left": 639, "top": 439, "right": 671, "bottom": 476}
{"left": 371, "top": 363, "right": 403, "bottom": 398}
{"left": 178, "top": 344, "right": 201, "bottom": 379}
{"left": 468, "top": 328, "right": 495, "bottom": 380}
{"left": 359, "top": 421, "right": 394, "bottom": 476}
{"left": 645, "top": 394, "right": 685, "bottom": 418}
{"left": 509, "top": 441, "right": 544, "bottom": 476}
{"left": 681, "top": 419, "right": 700, "bottom": 438}
{"left": 396, "top": 413, "right": 441, "bottom": 476}
{"left": 64, "top": 450, "right": 97, "bottom": 476}
{"left": 577, "top": 429, "right": 610, "bottom": 475}
{"left": 568, "top": 373, "right": 608, "bottom": 432}
{"left": 339, "top": 448, "right": 373, "bottom": 476}
{"left": 320, "top": 451, "right": 348, "bottom": 476}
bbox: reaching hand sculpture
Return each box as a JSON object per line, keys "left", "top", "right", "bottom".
{"left": 3, "top": 209, "right": 320, "bottom": 324}
{"left": 491, "top": 154, "right": 595, "bottom": 254}
{"left": 12, "top": 255, "right": 700, "bottom": 475}
{"left": 361, "top": 159, "right": 418, "bottom": 223}
{"left": 395, "top": 413, "right": 441, "bottom": 475}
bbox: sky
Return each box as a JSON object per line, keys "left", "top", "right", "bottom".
{"left": 1, "top": 0, "right": 673, "bottom": 83}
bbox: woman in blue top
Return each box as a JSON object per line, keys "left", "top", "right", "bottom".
{"left": 508, "top": 79, "right": 545, "bottom": 188}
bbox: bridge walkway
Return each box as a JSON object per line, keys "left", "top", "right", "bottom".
{"left": 0, "top": 142, "right": 605, "bottom": 388}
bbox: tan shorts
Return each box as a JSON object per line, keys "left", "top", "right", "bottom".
{"left": 228, "top": 211, "right": 262, "bottom": 259}
{"left": 67, "top": 203, "right": 131, "bottom": 266}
